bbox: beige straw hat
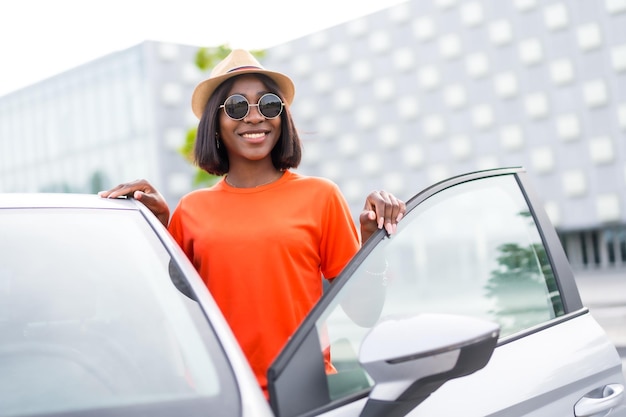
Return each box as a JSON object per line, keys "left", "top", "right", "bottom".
{"left": 190, "top": 49, "right": 295, "bottom": 119}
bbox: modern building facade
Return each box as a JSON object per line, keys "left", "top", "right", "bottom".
{"left": 1, "top": 0, "right": 625, "bottom": 272}
{"left": 0, "top": 41, "right": 200, "bottom": 204}
{"left": 263, "top": 0, "right": 626, "bottom": 271}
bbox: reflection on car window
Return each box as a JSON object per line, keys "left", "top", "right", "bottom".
{"left": 317, "top": 174, "right": 565, "bottom": 401}
{"left": 0, "top": 208, "right": 239, "bottom": 416}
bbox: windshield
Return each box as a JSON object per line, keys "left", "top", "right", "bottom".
{"left": 0, "top": 208, "right": 239, "bottom": 416}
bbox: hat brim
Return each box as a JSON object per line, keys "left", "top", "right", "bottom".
{"left": 191, "top": 68, "right": 295, "bottom": 119}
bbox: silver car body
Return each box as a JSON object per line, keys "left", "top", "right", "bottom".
{"left": 0, "top": 167, "right": 624, "bottom": 416}
{"left": 0, "top": 193, "right": 273, "bottom": 417}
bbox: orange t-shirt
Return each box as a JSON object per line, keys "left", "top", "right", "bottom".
{"left": 167, "top": 170, "right": 360, "bottom": 393}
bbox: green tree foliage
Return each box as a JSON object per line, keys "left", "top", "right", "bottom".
{"left": 485, "top": 211, "right": 565, "bottom": 335}
{"left": 179, "top": 45, "right": 266, "bottom": 187}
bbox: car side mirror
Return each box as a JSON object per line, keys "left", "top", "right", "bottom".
{"left": 359, "top": 313, "right": 499, "bottom": 417}
{"left": 168, "top": 260, "right": 197, "bottom": 300}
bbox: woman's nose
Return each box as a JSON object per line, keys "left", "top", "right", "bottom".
{"left": 244, "top": 104, "right": 264, "bottom": 121}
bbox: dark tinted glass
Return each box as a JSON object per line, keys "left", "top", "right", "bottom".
{"left": 222, "top": 93, "right": 283, "bottom": 120}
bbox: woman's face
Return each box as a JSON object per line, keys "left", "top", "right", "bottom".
{"left": 218, "top": 75, "right": 282, "bottom": 165}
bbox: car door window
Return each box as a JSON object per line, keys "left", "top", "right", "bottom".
{"left": 316, "top": 174, "right": 566, "bottom": 403}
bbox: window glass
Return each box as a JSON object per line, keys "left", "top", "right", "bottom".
{"left": 317, "top": 174, "right": 565, "bottom": 400}
{"left": 0, "top": 208, "right": 239, "bottom": 416}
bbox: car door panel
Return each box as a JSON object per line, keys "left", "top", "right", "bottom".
{"left": 408, "top": 312, "right": 625, "bottom": 416}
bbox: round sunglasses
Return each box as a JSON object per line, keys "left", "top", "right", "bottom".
{"left": 220, "top": 93, "right": 284, "bottom": 120}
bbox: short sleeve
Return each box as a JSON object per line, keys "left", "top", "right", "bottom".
{"left": 319, "top": 183, "right": 360, "bottom": 279}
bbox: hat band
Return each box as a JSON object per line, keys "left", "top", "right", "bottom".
{"left": 226, "top": 65, "right": 263, "bottom": 73}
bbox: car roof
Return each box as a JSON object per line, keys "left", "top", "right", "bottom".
{"left": 0, "top": 193, "right": 140, "bottom": 210}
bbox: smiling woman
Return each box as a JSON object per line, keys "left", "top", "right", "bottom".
{"left": 99, "top": 48, "right": 406, "bottom": 399}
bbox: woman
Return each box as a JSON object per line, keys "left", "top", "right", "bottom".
{"left": 100, "top": 49, "right": 405, "bottom": 395}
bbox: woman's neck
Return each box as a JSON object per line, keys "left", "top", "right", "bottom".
{"left": 224, "top": 167, "right": 284, "bottom": 188}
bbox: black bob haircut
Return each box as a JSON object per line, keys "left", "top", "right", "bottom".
{"left": 194, "top": 74, "right": 302, "bottom": 176}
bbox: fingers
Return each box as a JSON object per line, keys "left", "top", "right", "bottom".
{"left": 362, "top": 190, "right": 406, "bottom": 235}
{"left": 377, "top": 191, "right": 400, "bottom": 235}
{"left": 98, "top": 179, "right": 154, "bottom": 200}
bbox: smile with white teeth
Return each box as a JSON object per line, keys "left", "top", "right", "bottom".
{"left": 242, "top": 132, "right": 266, "bottom": 139}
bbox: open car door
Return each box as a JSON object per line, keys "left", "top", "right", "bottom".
{"left": 267, "top": 167, "right": 625, "bottom": 417}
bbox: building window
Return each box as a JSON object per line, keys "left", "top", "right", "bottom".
{"left": 605, "top": 229, "right": 616, "bottom": 264}
{"left": 561, "top": 227, "right": 626, "bottom": 269}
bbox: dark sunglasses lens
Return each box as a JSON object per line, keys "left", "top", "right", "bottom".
{"left": 258, "top": 94, "right": 283, "bottom": 118}
{"left": 223, "top": 95, "right": 249, "bottom": 120}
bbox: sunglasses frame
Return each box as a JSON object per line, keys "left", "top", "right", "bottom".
{"left": 220, "top": 93, "right": 285, "bottom": 121}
